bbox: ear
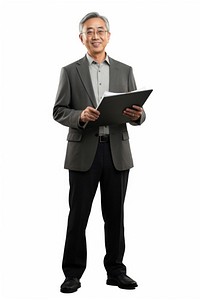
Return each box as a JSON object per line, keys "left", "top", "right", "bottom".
{"left": 79, "top": 33, "right": 84, "bottom": 45}
{"left": 107, "top": 32, "right": 111, "bottom": 42}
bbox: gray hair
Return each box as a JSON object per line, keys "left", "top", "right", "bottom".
{"left": 79, "top": 12, "right": 110, "bottom": 33}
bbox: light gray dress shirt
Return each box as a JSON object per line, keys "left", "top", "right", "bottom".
{"left": 87, "top": 53, "right": 110, "bottom": 136}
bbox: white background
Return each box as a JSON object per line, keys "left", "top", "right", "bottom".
{"left": 1, "top": 0, "right": 200, "bottom": 299}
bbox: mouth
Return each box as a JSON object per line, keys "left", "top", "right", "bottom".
{"left": 91, "top": 42, "right": 102, "bottom": 48}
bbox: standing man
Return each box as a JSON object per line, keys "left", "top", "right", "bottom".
{"left": 53, "top": 12, "right": 146, "bottom": 293}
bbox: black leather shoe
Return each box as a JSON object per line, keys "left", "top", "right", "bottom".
{"left": 60, "top": 277, "right": 81, "bottom": 293}
{"left": 106, "top": 274, "right": 138, "bottom": 289}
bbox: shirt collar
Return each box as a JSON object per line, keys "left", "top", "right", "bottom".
{"left": 86, "top": 53, "right": 110, "bottom": 65}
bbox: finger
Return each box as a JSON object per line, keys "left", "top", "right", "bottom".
{"left": 87, "top": 113, "right": 99, "bottom": 120}
{"left": 84, "top": 111, "right": 99, "bottom": 121}
{"left": 125, "top": 108, "right": 142, "bottom": 116}
{"left": 124, "top": 108, "right": 138, "bottom": 115}
{"left": 123, "top": 110, "right": 140, "bottom": 120}
{"left": 87, "top": 107, "right": 100, "bottom": 116}
{"left": 81, "top": 107, "right": 100, "bottom": 122}
{"left": 132, "top": 105, "right": 143, "bottom": 112}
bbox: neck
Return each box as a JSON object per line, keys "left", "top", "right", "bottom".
{"left": 88, "top": 52, "right": 106, "bottom": 64}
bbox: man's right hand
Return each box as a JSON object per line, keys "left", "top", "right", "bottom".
{"left": 80, "top": 106, "right": 100, "bottom": 123}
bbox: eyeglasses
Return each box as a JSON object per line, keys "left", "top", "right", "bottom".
{"left": 81, "top": 29, "right": 108, "bottom": 37}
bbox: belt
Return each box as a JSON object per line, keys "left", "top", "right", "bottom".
{"left": 99, "top": 135, "right": 109, "bottom": 143}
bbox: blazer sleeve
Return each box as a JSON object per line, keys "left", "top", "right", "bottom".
{"left": 128, "top": 67, "right": 146, "bottom": 126}
{"left": 53, "top": 67, "right": 82, "bottom": 129}
{"left": 128, "top": 66, "right": 137, "bottom": 91}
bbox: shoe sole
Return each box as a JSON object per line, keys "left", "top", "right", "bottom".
{"left": 106, "top": 279, "right": 138, "bottom": 290}
{"left": 60, "top": 283, "right": 81, "bottom": 293}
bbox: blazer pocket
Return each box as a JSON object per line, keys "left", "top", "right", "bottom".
{"left": 67, "top": 132, "right": 82, "bottom": 142}
{"left": 122, "top": 131, "right": 129, "bottom": 141}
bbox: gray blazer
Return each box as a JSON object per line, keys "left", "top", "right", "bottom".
{"left": 53, "top": 56, "right": 146, "bottom": 171}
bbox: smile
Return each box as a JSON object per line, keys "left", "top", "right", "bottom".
{"left": 92, "top": 42, "right": 101, "bottom": 47}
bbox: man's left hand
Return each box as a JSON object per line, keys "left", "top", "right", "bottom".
{"left": 123, "top": 105, "right": 143, "bottom": 122}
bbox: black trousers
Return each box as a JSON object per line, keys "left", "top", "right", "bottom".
{"left": 62, "top": 141, "right": 129, "bottom": 279}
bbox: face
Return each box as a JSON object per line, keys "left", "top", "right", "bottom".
{"left": 79, "top": 17, "right": 110, "bottom": 57}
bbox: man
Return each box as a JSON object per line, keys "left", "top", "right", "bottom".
{"left": 53, "top": 12, "right": 146, "bottom": 293}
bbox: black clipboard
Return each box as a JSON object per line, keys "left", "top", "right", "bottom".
{"left": 87, "top": 89, "right": 153, "bottom": 127}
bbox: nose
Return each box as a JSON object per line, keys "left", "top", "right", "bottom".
{"left": 92, "top": 31, "right": 99, "bottom": 39}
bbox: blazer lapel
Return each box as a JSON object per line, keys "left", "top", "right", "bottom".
{"left": 76, "top": 56, "right": 97, "bottom": 107}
